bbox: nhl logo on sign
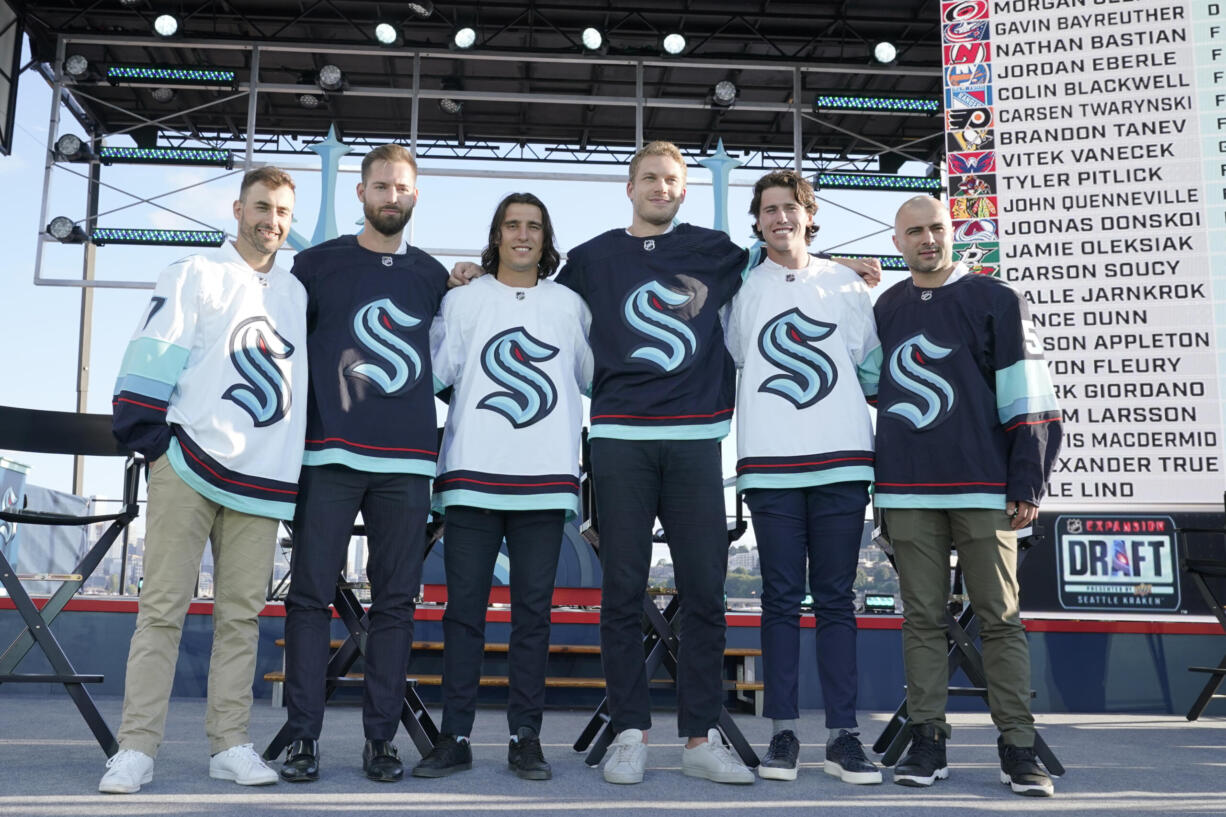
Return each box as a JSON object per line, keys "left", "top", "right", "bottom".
{"left": 381, "top": 256, "right": 393, "bottom": 267}
{"left": 643, "top": 239, "right": 655, "bottom": 252}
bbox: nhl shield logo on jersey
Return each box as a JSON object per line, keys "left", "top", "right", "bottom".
{"left": 621, "top": 279, "right": 698, "bottom": 373}
{"left": 477, "top": 327, "right": 560, "bottom": 428}
{"left": 883, "top": 333, "right": 958, "bottom": 431}
{"left": 756, "top": 308, "right": 839, "bottom": 409}
{"left": 222, "top": 316, "right": 295, "bottom": 428}
{"left": 346, "top": 297, "right": 423, "bottom": 395}
{"left": 643, "top": 239, "right": 656, "bottom": 252}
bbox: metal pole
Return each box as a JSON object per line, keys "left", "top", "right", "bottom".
{"left": 72, "top": 138, "right": 101, "bottom": 496}
{"left": 635, "top": 62, "right": 644, "bottom": 150}
{"left": 244, "top": 45, "right": 259, "bottom": 169}
{"left": 410, "top": 53, "right": 420, "bottom": 155}
{"left": 793, "top": 68, "right": 803, "bottom": 174}
{"left": 33, "top": 37, "right": 67, "bottom": 286}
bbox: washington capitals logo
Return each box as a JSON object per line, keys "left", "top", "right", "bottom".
{"left": 477, "top": 327, "right": 559, "bottom": 428}
{"left": 222, "top": 317, "right": 294, "bottom": 427}
{"left": 347, "top": 298, "right": 422, "bottom": 395}
{"left": 757, "top": 309, "right": 839, "bottom": 409}
{"left": 883, "top": 333, "right": 957, "bottom": 430}
{"left": 623, "top": 280, "right": 697, "bottom": 373}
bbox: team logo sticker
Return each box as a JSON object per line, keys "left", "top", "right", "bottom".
{"left": 883, "top": 333, "right": 958, "bottom": 431}
{"left": 953, "top": 218, "right": 998, "bottom": 243}
{"left": 223, "top": 317, "right": 295, "bottom": 427}
{"left": 947, "top": 106, "right": 993, "bottom": 132}
{"left": 945, "top": 63, "right": 991, "bottom": 88}
{"left": 622, "top": 280, "right": 697, "bottom": 373}
{"left": 756, "top": 308, "right": 839, "bottom": 409}
{"left": 951, "top": 196, "right": 997, "bottom": 220}
{"left": 945, "top": 87, "right": 993, "bottom": 109}
{"left": 943, "top": 42, "right": 991, "bottom": 65}
{"left": 347, "top": 297, "right": 423, "bottom": 395}
{"left": 942, "top": 0, "right": 988, "bottom": 22}
{"left": 948, "top": 151, "right": 996, "bottom": 175}
{"left": 943, "top": 20, "right": 989, "bottom": 43}
{"left": 949, "top": 173, "right": 997, "bottom": 198}
{"left": 477, "top": 327, "right": 559, "bottom": 428}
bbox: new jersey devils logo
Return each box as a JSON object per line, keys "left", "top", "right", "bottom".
{"left": 222, "top": 317, "right": 294, "bottom": 427}
{"left": 347, "top": 297, "right": 423, "bottom": 395}
{"left": 756, "top": 308, "right": 839, "bottom": 409}
{"left": 477, "top": 327, "right": 559, "bottom": 428}
{"left": 883, "top": 333, "right": 958, "bottom": 430}
{"left": 623, "top": 280, "right": 697, "bottom": 373}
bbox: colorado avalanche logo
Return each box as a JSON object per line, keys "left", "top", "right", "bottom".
{"left": 477, "top": 327, "right": 559, "bottom": 428}
{"left": 623, "top": 280, "right": 697, "bottom": 373}
{"left": 222, "top": 317, "right": 294, "bottom": 428}
{"left": 883, "top": 333, "right": 958, "bottom": 430}
{"left": 756, "top": 309, "right": 838, "bottom": 409}
{"left": 347, "top": 298, "right": 422, "bottom": 395}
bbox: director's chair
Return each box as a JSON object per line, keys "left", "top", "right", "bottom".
{"left": 1175, "top": 493, "right": 1226, "bottom": 721}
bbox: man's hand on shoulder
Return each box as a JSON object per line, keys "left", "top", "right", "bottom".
{"left": 448, "top": 261, "right": 486, "bottom": 288}
{"left": 833, "top": 256, "right": 882, "bottom": 288}
{"left": 1006, "top": 500, "right": 1038, "bottom": 530}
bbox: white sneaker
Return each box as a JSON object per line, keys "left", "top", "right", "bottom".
{"left": 98, "top": 748, "right": 154, "bottom": 794}
{"left": 682, "top": 729, "right": 754, "bottom": 785}
{"left": 602, "top": 728, "right": 647, "bottom": 784}
{"left": 209, "top": 743, "right": 278, "bottom": 786}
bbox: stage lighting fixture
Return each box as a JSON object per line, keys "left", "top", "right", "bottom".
{"left": 662, "top": 33, "right": 686, "bottom": 55}
{"left": 54, "top": 133, "right": 91, "bottom": 162}
{"left": 407, "top": 2, "right": 434, "bottom": 17}
{"left": 863, "top": 593, "right": 896, "bottom": 614}
{"left": 439, "top": 97, "right": 462, "bottom": 115}
{"left": 816, "top": 173, "right": 941, "bottom": 192}
{"left": 814, "top": 95, "right": 940, "bottom": 115}
{"left": 712, "top": 80, "right": 737, "bottom": 107}
{"left": 317, "top": 64, "right": 344, "bottom": 92}
{"left": 452, "top": 27, "right": 477, "bottom": 49}
{"left": 836, "top": 254, "right": 908, "bottom": 271}
{"left": 98, "top": 146, "right": 233, "bottom": 169}
{"left": 299, "top": 93, "right": 321, "bottom": 109}
{"left": 91, "top": 228, "right": 227, "bottom": 247}
{"left": 581, "top": 27, "right": 603, "bottom": 51}
{"left": 153, "top": 14, "right": 179, "bottom": 37}
{"left": 872, "top": 41, "right": 897, "bottom": 64}
{"left": 150, "top": 87, "right": 175, "bottom": 103}
{"left": 375, "top": 23, "right": 397, "bottom": 45}
{"left": 105, "top": 64, "right": 238, "bottom": 89}
{"left": 47, "top": 217, "right": 88, "bottom": 243}
{"left": 118, "top": 0, "right": 142, "bottom": 6}
{"left": 64, "top": 54, "right": 89, "bottom": 79}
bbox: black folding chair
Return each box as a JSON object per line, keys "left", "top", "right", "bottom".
{"left": 571, "top": 430, "right": 759, "bottom": 768}
{"left": 872, "top": 538, "right": 1065, "bottom": 777}
{"left": 1176, "top": 494, "right": 1226, "bottom": 721}
{"left": 0, "top": 405, "right": 141, "bottom": 757}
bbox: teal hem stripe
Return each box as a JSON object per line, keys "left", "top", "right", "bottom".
{"left": 115, "top": 373, "right": 175, "bottom": 402}
{"left": 873, "top": 492, "right": 1005, "bottom": 510}
{"left": 118, "top": 337, "right": 190, "bottom": 384}
{"left": 303, "top": 448, "right": 437, "bottom": 476}
{"left": 167, "top": 440, "right": 294, "bottom": 520}
{"left": 433, "top": 488, "right": 578, "bottom": 521}
{"left": 737, "top": 466, "right": 873, "bottom": 493}
{"left": 590, "top": 419, "right": 731, "bottom": 441}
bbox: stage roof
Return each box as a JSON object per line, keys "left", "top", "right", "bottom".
{"left": 18, "top": 0, "right": 944, "bottom": 168}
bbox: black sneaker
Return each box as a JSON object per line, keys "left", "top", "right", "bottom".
{"left": 893, "top": 723, "right": 948, "bottom": 787}
{"left": 998, "top": 738, "right": 1054, "bottom": 797}
{"left": 758, "top": 729, "right": 800, "bottom": 781}
{"left": 411, "top": 734, "right": 473, "bottom": 778}
{"left": 508, "top": 726, "right": 552, "bottom": 780}
{"left": 824, "top": 730, "right": 882, "bottom": 785}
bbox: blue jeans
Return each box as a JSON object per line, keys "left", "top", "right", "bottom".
{"left": 745, "top": 481, "right": 869, "bottom": 728}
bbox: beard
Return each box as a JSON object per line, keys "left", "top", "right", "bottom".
{"left": 365, "top": 200, "right": 414, "bottom": 236}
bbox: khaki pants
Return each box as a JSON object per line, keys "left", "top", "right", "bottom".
{"left": 117, "top": 455, "right": 278, "bottom": 757}
{"left": 884, "top": 507, "right": 1035, "bottom": 747}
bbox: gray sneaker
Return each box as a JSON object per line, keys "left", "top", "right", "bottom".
{"left": 98, "top": 749, "right": 154, "bottom": 794}
{"left": 681, "top": 728, "right": 754, "bottom": 785}
{"left": 602, "top": 729, "right": 647, "bottom": 784}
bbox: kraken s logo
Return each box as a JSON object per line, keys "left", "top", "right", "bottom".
{"left": 623, "top": 280, "right": 697, "bottom": 373}
{"left": 223, "top": 317, "right": 295, "bottom": 427}
{"left": 347, "top": 297, "right": 423, "bottom": 395}
{"left": 477, "top": 327, "right": 560, "bottom": 428}
{"left": 756, "top": 309, "right": 839, "bottom": 409}
{"left": 883, "top": 333, "right": 958, "bottom": 430}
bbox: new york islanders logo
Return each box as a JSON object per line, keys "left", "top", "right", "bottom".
{"left": 623, "top": 280, "right": 697, "bottom": 373}
{"left": 222, "top": 317, "right": 294, "bottom": 427}
{"left": 756, "top": 309, "right": 839, "bottom": 409}
{"left": 347, "top": 298, "right": 422, "bottom": 395}
{"left": 477, "top": 327, "right": 559, "bottom": 428}
{"left": 883, "top": 333, "right": 957, "bottom": 430}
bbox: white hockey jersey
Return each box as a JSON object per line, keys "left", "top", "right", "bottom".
{"left": 432, "top": 274, "right": 593, "bottom": 518}
{"left": 724, "top": 255, "right": 881, "bottom": 492}
{"left": 112, "top": 241, "right": 308, "bottom": 520}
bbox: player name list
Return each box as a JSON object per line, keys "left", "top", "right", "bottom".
{"left": 990, "top": 0, "right": 1226, "bottom": 507}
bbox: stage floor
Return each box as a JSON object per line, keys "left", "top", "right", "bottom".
{"left": 0, "top": 695, "right": 1222, "bottom": 816}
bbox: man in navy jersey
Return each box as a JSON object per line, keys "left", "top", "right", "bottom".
{"left": 873, "top": 196, "right": 1061, "bottom": 797}
{"left": 279, "top": 144, "right": 449, "bottom": 784}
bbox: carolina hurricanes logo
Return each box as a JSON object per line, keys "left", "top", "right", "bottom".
{"left": 347, "top": 297, "right": 422, "bottom": 395}
{"left": 222, "top": 317, "right": 294, "bottom": 427}
{"left": 757, "top": 309, "right": 839, "bottom": 409}
{"left": 883, "top": 333, "right": 958, "bottom": 430}
{"left": 477, "top": 327, "right": 559, "bottom": 428}
{"left": 0, "top": 486, "right": 17, "bottom": 555}
{"left": 623, "top": 280, "right": 697, "bottom": 373}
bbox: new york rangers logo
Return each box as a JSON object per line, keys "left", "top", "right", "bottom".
{"left": 347, "top": 298, "right": 422, "bottom": 395}
{"left": 757, "top": 309, "right": 839, "bottom": 409}
{"left": 623, "top": 280, "right": 697, "bottom": 373}
{"left": 223, "top": 317, "right": 294, "bottom": 428}
{"left": 477, "top": 327, "right": 559, "bottom": 428}
{"left": 883, "top": 333, "right": 958, "bottom": 430}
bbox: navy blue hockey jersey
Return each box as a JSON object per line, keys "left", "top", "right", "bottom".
{"left": 555, "top": 224, "right": 748, "bottom": 440}
{"left": 871, "top": 270, "right": 1062, "bottom": 509}
{"left": 292, "top": 235, "right": 448, "bottom": 476}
